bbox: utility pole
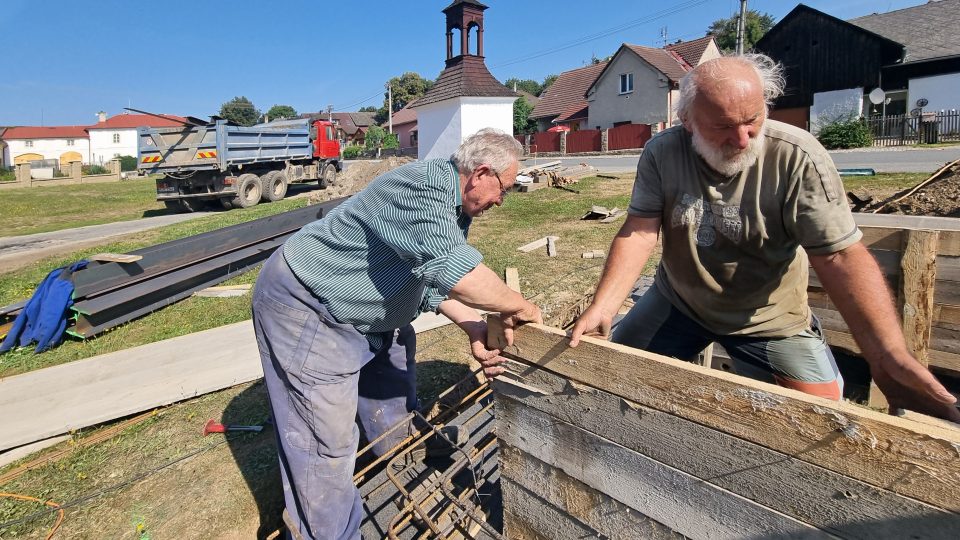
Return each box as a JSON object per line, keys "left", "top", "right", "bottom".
{"left": 327, "top": 105, "right": 333, "bottom": 122}
{"left": 386, "top": 82, "right": 393, "bottom": 135}
{"left": 736, "top": 0, "right": 748, "bottom": 55}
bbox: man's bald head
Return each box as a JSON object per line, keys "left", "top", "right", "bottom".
{"left": 676, "top": 54, "right": 784, "bottom": 124}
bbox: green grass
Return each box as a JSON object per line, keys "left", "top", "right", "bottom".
{"left": 0, "top": 177, "right": 168, "bottom": 237}
{"left": 0, "top": 198, "right": 308, "bottom": 377}
{"left": 842, "top": 172, "right": 928, "bottom": 191}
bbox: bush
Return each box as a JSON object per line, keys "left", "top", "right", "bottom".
{"left": 0, "top": 169, "right": 16, "bottom": 182}
{"left": 817, "top": 118, "right": 873, "bottom": 149}
{"left": 342, "top": 146, "right": 364, "bottom": 160}
{"left": 118, "top": 155, "right": 137, "bottom": 171}
{"left": 82, "top": 164, "right": 110, "bottom": 175}
{"left": 383, "top": 133, "right": 399, "bottom": 150}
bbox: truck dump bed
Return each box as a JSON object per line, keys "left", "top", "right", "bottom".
{"left": 137, "top": 119, "right": 312, "bottom": 174}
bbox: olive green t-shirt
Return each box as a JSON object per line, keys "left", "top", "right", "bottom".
{"left": 629, "top": 120, "right": 862, "bottom": 337}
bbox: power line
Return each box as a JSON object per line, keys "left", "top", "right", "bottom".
{"left": 490, "top": 0, "right": 709, "bottom": 69}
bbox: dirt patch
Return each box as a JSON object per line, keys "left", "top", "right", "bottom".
{"left": 308, "top": 157, "right": 414, "bottom": 203}
{"left": 860, "top": 160, "right": 960, "bottom": 216}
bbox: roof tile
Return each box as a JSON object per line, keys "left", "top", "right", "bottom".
{"left": 2, "top": 126, "right": 90, "bottom": 140}
{"left": 88, "top": 113, "right": 186, "bottom": 129}
{"left": 665, "top": 35, "right": 715, "bottom": 66}
{"left": 849, "top": 0, "right": 960, "bottom": 62}
{"left": 411, "top": 56, "right": 516, "bottom": 108}
{"left": 530, "top": 62, "right": 607, "bottom": 120}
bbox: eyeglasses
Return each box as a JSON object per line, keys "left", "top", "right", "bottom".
{"left": 491, "top": 170, "right": 508, "bottom": 198}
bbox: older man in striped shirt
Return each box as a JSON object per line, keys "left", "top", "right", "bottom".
{"left": 252, "top": 128, "right": 541, "bottom": 540}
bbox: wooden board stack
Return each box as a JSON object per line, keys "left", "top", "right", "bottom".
{"left": 489, "top": 322, "right": 960, "bottom": 539}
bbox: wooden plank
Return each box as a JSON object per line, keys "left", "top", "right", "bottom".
{"left": 858, "top": 227, "right": 904, "bottom": 252}
{"left": 493, "top": 367, "right": 960, "bottom": 538}
{"left": 518, "top": 160, "right": 561, "bottom": 175}
{"left": 500, "top": 448, "right": 685, "bottom": 540}
{"left": 504, "top": 267, "right": 520, "bottom": 293}
{"left": 546, "top": 236, "right": 557, "bottom": 257}
{"left": 88, "top": 252, "right": 143, "bottom": 264}
{"left": 488, "top": 322, "right": 960, "bottom": 512}
{"left": 516, "top": 236, "right": 559, "bottom": 253}
{"left": 496, "top": 396, "right": 828, "bottom": 539}
{"left": 855, "top": 212, "right": 960, "bottom": 233}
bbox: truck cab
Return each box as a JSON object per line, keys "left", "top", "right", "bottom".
{"left": 312, "top": 120, "right": 340, "bottom": 159}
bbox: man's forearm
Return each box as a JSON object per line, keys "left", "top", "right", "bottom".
{"left": 592, "top": 215, "right": 661, "bottom": 316}
{"left": 449, "top": 263, "right": 530, "bottom": 314}
{"left": 438, "top": 298, "right": 485, "bottom": 340}
{"left": 809, "top": 243, "right": 908, "bottom": 363}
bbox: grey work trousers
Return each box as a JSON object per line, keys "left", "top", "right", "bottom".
{"left": 253, "top": 249, "right": 417, "bottom": 540}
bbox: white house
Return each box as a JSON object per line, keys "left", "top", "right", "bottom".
{"left": 412, "top": 0, "right": 516, "bottom": 161}
{"left": 87, "top": 112, "right": 185, "bottom": 165}
{"left": 1, "top": 125, "right": 90, "bottom": 167}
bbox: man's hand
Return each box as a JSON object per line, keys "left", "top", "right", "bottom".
{"left": 568, "top": 304, "right": 614, "bottom": 347}
{"left": 470, "top": 337, "right": 508, "bottom": 379}
{"left": 870, "top": 355, "right": 960, "bottom": 423}
{"left": 499, "top": 302, "right": 543, "bottom": 347}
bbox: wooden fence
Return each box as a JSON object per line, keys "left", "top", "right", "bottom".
{"left": 866, "top": 111, "right": 960, "bottom": 147}
{"left": 565, "top": 129, "right": 601, "bottom": 153}
{"left": 532, "top": 131, "right": 562, "bottom": 153}
{"left": 490, "top": 322, "right": 960, "bottom": 539}
{"left": 608, "top": 123, "right": 652, "bottom": 151}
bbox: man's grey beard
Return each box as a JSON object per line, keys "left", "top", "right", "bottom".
{"left": 691, "top": 122, "right": 767, "bottom": 177}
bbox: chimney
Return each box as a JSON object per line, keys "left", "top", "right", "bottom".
{"left": 97, "top": 111, "right": 107, "bottom": 123}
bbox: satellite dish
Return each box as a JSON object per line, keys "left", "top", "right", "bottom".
{"left": 868, "top": 88, "right": 886, "bottom": 105}
{"left": 910, "top": 108, "right": 922, "bottom": 118}
{"left": 916, "top": 98, "right": 929, "bottom": 108}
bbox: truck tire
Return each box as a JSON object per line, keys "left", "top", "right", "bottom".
{"left": 262, "top": 171, "right": 288, "bottom": 202}
{"left": 320, "top": 164, "right": 337, "bottom": 189}
{"left": 230, "top": 173, "right": 262, "bottom": 209}
{"left": 164, "top": 200, "right": 186, "bottom": 213}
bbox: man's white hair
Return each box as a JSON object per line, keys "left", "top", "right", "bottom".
{"left": 676, "top": 53, "right": 785, "bottom": 121}
{"left": 451, "top": 128, "right": 523, "bottom": 174}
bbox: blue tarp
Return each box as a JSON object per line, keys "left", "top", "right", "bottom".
{"left": 0, "top": 261, "right": 88, "bottom": 354}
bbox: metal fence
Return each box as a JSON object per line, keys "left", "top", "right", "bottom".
{"left": 866, "top": 110, "right": 960, "bottom": 147}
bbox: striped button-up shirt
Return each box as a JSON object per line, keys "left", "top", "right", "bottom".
{"left": 283, "top": 159, "right": 482, "bottom": 343}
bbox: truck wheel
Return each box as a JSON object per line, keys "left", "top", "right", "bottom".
{"left": 264, "top": 171, "right": 288, "bottom": 202}
{"left": 182, "top": 198, "right": 207, "bottom": 213}
{"left": 220, "top": 198, "right": 235, "bottom": 210}
{"left": 230, "top": 173, "right": 262, "bottom": 209}
{"left": 320, "top": 164, "right": 337, "bottom": 189}
{"left": 164, "top": 200, "right": 186, "bottom": 213}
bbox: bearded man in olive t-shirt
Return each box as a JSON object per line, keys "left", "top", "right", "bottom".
{"left": 570, "top": 54, "right": 959, "bottom": 422}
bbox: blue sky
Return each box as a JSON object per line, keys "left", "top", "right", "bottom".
{"left": 0, "top": 0, "right": 925, "bottom": 126}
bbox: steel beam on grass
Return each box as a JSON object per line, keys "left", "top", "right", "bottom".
{"left": 69, "top": 236, "right": 287, "bottom": 338}
{"left": 72, "top": 197, "right": 346, "bottom": 299}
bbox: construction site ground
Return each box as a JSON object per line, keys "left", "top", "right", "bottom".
{"left": 0, "top": 165, "right": 952, "bottom": 538}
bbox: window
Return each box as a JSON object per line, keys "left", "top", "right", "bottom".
{"left": 619, "top": 73, "right": 633, "bottom": 94}
{"left": 25, "top": 140, "right": 33, "bottom": 147}
{"left": 112, "top": 133, "right": 120, "bottom": 144}
{"left": 66, "top": 139, "right": 74, "bottom": 146}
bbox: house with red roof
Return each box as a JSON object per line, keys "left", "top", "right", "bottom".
{"left": 1, "top": 111, "right": 186, "bottom": 168}
{"left": 585, "top": 35, "right": 719, "bottom": 131}
{"left": 2, "top": 125, "right": 91, "bottom": 169}
{"left": 388, "top": 105, "right": 418, "bottom": 153}
{"left": 530, "top": 62, "right": 608, "bottom": 132}
{"left": 87, "top": 111, "right": 185, "bottom": 165}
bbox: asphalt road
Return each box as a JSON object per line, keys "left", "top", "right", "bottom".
{"left": 539, "top": 145, "right": 960, "bottom": 174}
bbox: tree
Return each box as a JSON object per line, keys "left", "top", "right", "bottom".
{"left": 358, "top": 106, "right": 378, "bottom": 112}
{"left": 375, "top": 72, "right": 435, "bottom": 124}
{"left": 513, "top": 96, "right": 536, "bottom": 135}
{"left": 707, "top": 10, "right": 776, "bottom": 53}
{"left": 365, "top": 125, "right": 387, "bottom": 151}
{"left": 505, "top": 78, "right": 542, "bottom": 97}
{"left": 265, "top": 104, "right": 297, "bottom": 121}
{"left": 219, "top": 96, "right": 261, "bottom": 126}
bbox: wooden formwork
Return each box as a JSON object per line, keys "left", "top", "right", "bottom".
{"left": 811, "top": 214, "right": 960, "bottom": 406}
{"left": 489, "top": 323, "right": 960, "bottom": 539}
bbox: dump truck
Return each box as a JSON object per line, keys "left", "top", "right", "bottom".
{"left": 137, "top": 118, "right": 341, "bottom": 212}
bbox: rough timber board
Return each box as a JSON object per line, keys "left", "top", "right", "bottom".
{"left": 500, "top": 459, "right": 685, "bottom": 540}
{"left": 493, "top": 368, "right": 960, "bottom": 538}
{"left": 488, "top": 322, "right": 960, "bottom": 512}
{"left": 496, "top": 396, "right": 826, "bottom": 538}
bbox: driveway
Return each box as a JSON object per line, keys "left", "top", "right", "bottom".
{"left": 0, "top": 212, "right": 210, "bottom": 273}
